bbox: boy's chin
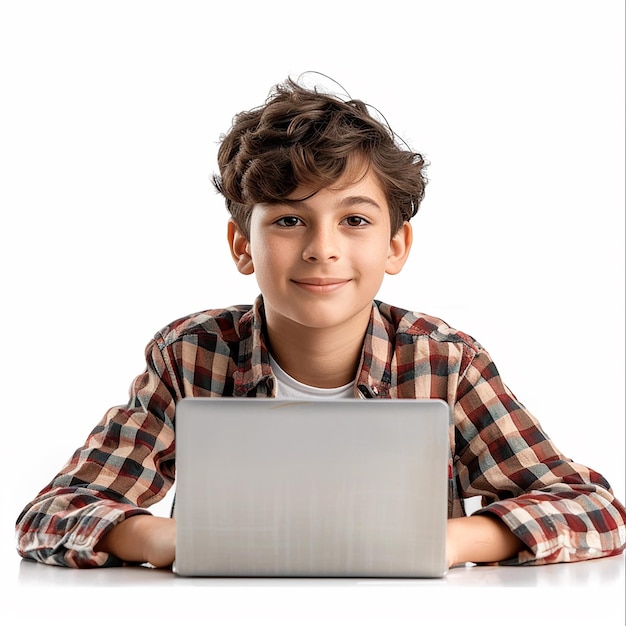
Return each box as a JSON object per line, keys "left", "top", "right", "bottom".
{"left": 267, "top": 303, "right": 373, "bottom": 333}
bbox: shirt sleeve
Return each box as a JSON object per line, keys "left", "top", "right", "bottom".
{"left": 15, "top": 337, "right": 178, "bottom": 568}
{"left": 453, "top": 347, "right": 626, "bottom": 565}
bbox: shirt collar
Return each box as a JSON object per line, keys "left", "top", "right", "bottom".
{"left": 355, "top": 302, "right": 395, "bottom": 398}
{"left": 232, "top": 296, "right": 275, "bottom": 397}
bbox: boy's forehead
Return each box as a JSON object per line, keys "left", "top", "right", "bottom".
{"left": 284, "top": 163, "right": 386, "bottom": 203}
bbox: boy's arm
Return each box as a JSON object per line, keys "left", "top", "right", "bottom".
{"left": 16, "top": 337, "right": 178, "bottom": 568}
{"left": 453, "top": 348, "right": 626, "bottom": 565}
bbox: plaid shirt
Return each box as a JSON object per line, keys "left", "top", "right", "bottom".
{"left": 16, "top": 297, "right": 626, "bottom": 567}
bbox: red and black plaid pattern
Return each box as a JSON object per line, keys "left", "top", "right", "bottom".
{"left": 16, "top": 297, "right": 626, "bottom": 567}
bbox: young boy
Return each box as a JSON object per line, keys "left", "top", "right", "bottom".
{"left": 16, "top": 77, "right": 626, "bottom": 570}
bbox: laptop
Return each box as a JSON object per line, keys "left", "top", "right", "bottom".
{"left": 173, "top": 397, "right": 450, "bottom": 578}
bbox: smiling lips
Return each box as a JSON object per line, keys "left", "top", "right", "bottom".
{"left": 291, "top": 278, "right": 351, "bottom": 294}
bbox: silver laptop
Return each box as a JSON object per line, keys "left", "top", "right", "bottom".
{"left": 173, "top": 398, "right": 449, "bottom": 578}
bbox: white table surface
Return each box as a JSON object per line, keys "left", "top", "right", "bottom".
{"left": 5, "top": 551, "right": 625, "bottom": 626}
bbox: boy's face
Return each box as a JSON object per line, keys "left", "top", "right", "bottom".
{"left": 228, "top": 166, "right": 412, "bottom": 334}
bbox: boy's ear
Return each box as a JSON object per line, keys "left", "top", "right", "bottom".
{"left": 385, "top": 221, "right": 413, "bottom": 275}
{"left": 227, "top": 219, "right": 255, "bottom": 275}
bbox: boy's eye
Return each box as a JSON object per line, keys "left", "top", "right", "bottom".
{"left": 343, "top": 216, "right": 369, "bottom": 227}
{"left": 275, "top": 216, "right": 302, "bottom": 227}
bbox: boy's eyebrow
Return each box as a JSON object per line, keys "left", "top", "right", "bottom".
{"left": 341, "top": 195, "right": 384, "bottom": 211}
{"left": 273, "top": 195, "right": 383, "bottom": 212}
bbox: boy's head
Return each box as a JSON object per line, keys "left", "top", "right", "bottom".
{"left": 213, "top": 78, "right": 427, "bottom": 238}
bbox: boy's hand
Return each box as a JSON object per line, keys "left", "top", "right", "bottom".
{"left": 446, "top": 515, "right": 524, "bottom": 568}
{"left": 95, "top": 515, "right": 176, "bottom": 568}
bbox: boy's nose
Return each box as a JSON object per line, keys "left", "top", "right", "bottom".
{"left": 301, "top": 227, "right": 340, "bottom": 262}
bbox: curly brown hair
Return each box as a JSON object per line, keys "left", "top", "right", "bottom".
{"left": 212, "top": 78, "right": 428, "bottom": 237}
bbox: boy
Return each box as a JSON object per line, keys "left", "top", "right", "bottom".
{"left": 16, "top": 77, "right": 626, "bottom": 570}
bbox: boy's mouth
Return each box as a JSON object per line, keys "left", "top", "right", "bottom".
{"left": 291, "top": 278, "right": 351, "bottom": 294}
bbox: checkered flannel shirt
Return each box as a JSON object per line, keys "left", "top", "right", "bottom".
{"left": 16, "top": 296, "right": 626, "bottom": 567}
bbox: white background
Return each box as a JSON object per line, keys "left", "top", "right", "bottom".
{"left": 1, "top": 0, "right": 624, "bottom": 590}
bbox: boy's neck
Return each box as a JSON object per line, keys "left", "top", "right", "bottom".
{"left": 264, "top": 308, "right": 371, "bottom": 389}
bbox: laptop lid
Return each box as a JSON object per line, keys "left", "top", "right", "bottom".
{"left": 173, "top": 398, "right": 450, "bottom": 578}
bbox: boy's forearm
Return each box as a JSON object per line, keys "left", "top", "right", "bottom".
{"left": 447, "top": 515, "right": 525, "bottom": 567}
{"left": 95, "top": 515, "right": 176, "bottom": 568}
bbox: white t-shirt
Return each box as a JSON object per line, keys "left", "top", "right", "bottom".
{"left": 269, "top": 355, "right": 354, "bottom": 399}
